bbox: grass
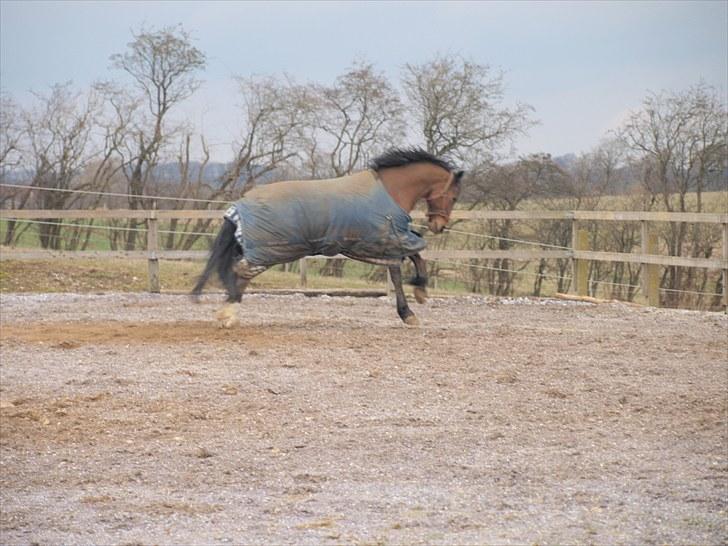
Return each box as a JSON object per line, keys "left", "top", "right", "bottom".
{"left": 0, "top": 218, "right": 213, "bottom": 252}
{"left": 0, "top": 253, "right": 645, "bottom": 305}
{"left": 0, "top": 252, "right": 488, "bottom": 301}
{"left": 0, "top": 258, "right": 380, "bottom": 294}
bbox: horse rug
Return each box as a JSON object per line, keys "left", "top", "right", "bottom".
{"left": 224, "top": 170, "right": 426, "bottom": 267}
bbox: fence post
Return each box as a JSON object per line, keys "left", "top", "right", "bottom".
{"left": 641, "top": 221, "right": 660, "bottom": 307}
{"left": 571, "top": 220, "right": 589, "bottom": 296}
{"left": 147, "top": 204, "right": 160, "bottom": 293}
{"left": 299, "top": 258, "right": 307, "bottom": 288}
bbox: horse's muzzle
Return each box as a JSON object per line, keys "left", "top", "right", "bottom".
{"left": 428, "top": 216, "right": 448, "bottom": 234}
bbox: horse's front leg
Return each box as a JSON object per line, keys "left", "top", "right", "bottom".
{"left": 408, "top": 253, "right": 428, "bottom": 304}
{"left": 216, "top": 260, "right": 268, "bottom": 329}
{"left": 389, "top": 264, "right": 419, "bottom": 326}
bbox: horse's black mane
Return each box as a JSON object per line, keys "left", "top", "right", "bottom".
{"left": 369, "top": 148, "right": 453, "bottom": 173}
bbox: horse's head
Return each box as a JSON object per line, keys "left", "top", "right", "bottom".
{"left": 426, "top": 169, "right": 464, "bottom": 233}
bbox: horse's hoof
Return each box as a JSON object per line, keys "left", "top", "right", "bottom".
{"left": 403, "top": 315, "right": 420, "bottom": 327}
{"left": 216, "top": 305, "right": 239, "bottom": 328}
{"left": 414, "top": 286, "right": 428, "bottom": 304}
{"left": 220, "top": 317, "right": 240, "bottom": 330}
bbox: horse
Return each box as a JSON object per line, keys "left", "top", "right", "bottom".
{"left": 192, "top": 148, "right": 464, "bottom": 327}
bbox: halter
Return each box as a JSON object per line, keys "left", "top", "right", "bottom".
{"left": 425, "top": 171, "right": 456, "bottom": 222}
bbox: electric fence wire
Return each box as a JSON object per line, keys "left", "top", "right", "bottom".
{"left": 0, "top": 182, "right": 230, "bottom": 205}
{"left": 0, "top": 217, "right": 215, "bottom": 238}
{"left": 412, "top": 223, "right": 572, "bottom": 250}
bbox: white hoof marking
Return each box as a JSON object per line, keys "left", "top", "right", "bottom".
{"left": 216, "top": 304, "right": 239, "bottom": 329}
{"left": 414, "top": 286, "right": 428, "bottom": 304}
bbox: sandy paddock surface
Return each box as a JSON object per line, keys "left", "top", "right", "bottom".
{"left": 0, "top": 292, "right": 726, "bottom": 545}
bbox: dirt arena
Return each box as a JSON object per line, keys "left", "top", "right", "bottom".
{"left": 0, "top": 292, "right": 726, "bottom": 545}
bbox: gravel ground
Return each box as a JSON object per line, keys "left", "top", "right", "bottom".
{"left": 0, "top": 292, "right": 726, "bottom": 545}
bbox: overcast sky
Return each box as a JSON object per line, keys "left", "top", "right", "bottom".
{"left": 1, "top": 0, "right": 726, "bottom": 162}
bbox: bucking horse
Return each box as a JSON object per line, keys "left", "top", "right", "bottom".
{"left": 192, "top": 148, "right": 464, "bottom": 326}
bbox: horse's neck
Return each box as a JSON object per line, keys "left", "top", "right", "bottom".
{"left": 378, "top": 164, "right": 449, "bottom": 212}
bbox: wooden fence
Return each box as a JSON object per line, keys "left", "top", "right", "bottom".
{"left": 2, "top": 208, "right": 727, "bottom": 309}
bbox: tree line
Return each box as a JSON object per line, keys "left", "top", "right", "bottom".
{"left": 1, "top": 25, "right": 726, "bottom": 308}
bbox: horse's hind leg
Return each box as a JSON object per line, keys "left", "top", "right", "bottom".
{"left": 389, "top": 264, "right": 418, "bottom": 326}
{"left": 408, "top": 253, "right": 428, "bottom": 304}
{"left": 216, "top": 276, "right": 247, "bottom": 328}
{"left": 217, "top": 260, "right": 268, "bottom": 329}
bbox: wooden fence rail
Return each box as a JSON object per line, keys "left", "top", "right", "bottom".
{"left": 1, "top": 208, "right": 727, "bottom": 308}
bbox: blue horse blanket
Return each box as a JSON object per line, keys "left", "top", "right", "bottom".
{"left": 224, "top": 170, "right": 426, "bottom": 267}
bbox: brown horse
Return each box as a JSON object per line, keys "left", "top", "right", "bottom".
{"left": 192, "top": 148, "right": 464, "bottom": 326}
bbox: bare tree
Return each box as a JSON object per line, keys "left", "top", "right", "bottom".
{"left": 160, "top": 132, "right": 212, "bottom": 251}
{"left": 19, "top": 83, "right": 105, "bottom": 248}
{"left": 620, "top": 83, "right": 726, "bottom": 212}
{"left": 109, "top": 25, "right": 206, "bottom": 249}
{"left": 0, "top": 93, "right": 29, "bottom": 244}
{"left": 2, "top": 83, "right": 130, "bottom": 247}
{"left": 537, "top": 142, "right": 628, "bottom": 297}
{"left": 460, "top": 154, "right": 567, "bottom": 295}
{"left": 0, "top": 92, "right": 29, "bottom": 239}
{"left": 402, "top": 54, "right": 534, "bottom": 163}
{"left": 619, "top": 83, "right": 727, "bottom": 306}
{"left": 0, "top": 93, "right": 24, "bottom": 171}
{"left": 220, "top": 75, "right": 309, "bottom": 196}
{"left": 312, "top": 60, "right": 403, "bottom": 177}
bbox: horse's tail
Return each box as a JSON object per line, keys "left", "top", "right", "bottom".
{"left": 191, "top": 217, "right": 241, "bottom": 302}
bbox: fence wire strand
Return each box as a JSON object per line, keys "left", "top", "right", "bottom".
{"left": 1, "top": 217, "right": 217, "bottom": 238}
{"left": 0, "top": 182, "right": 230, "bottom": 205}
{"left": 412, "top": 223, "right": 572, "bottom": 250}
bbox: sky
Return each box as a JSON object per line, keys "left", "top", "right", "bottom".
{"left": 1, "top": 0, "right": 726, "bottom": 162}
